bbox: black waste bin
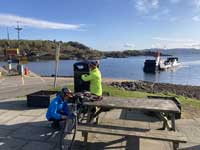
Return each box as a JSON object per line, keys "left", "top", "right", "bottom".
{"left": 74, "top": 61, "right": 90, "bottom": 93}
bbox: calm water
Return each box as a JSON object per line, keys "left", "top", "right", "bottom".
{"left": 1, "top": 52, "right": 200, "bottom": 86}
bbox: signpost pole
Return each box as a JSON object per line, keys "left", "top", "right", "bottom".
{"left": 53, "top": 43, "right": 60, "bottom": 88}
{"left": 21, "top": 64, "right": 24, "bottom": 85}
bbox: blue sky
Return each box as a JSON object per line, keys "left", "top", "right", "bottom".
{"left": 1, "top": 0, "right": 200, "bottom": 50}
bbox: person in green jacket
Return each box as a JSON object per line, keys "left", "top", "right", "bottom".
{"left": 81, "top": 61, "right": 102, "bottom": 97}
{"left": 81, "top": 61, "right": 102, "bottom": 123}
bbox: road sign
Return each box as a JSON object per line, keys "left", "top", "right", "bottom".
{"left": 20, "top": 56, "right": 28, "bottom": 64}
{"left": 6, "top": 48, "right": 19, "bottom": 56}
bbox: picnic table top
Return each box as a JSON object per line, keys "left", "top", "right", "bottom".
{"left": 83, "top": 96, "right": 180, "bottom": 113}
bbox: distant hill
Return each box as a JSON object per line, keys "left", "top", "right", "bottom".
{"left": 0, "top": 40, "right": 169, "bottom": 61}
{"left": 0, "top": 40, "right": 103, "bottom": 60}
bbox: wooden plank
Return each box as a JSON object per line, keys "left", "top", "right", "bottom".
{"left": 99, "top": 119, "right": 150, "bottom": 130}
{"left": 83, "top": 97, "right": 180, "bottom": 113}
{"left": 77, "top": 124, "right": 187, "bottom": 143}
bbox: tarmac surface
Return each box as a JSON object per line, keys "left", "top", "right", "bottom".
{"left": 0, "top": 75, "right": 73, "bottom": 100}
{"left": 0, "top": 74, "right": 120, "bottom": 100}
{"left": 0, "top": 75, "right": 200, "bottom": 150}
{"left": 0, "top": 97, "right": 200, "bottom": 150}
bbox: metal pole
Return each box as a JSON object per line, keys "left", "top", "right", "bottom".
{"left": 7, "top": 27, "right": 10, "bottom": 41}
{"left": 6, "top": 27, "right": 10, "bottom": 50}
{"left": 15, "top": 22, "right": 23, "bottom": 82}
{"left": 53, "top": 43, "right": 60, "bottom": 88}
{"left": 15, "top": 22, "right": 22, "bottom": 49}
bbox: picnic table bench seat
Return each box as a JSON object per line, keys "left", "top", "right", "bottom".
{"left": 77, "top": 119, "right": 187, "bottom": 150}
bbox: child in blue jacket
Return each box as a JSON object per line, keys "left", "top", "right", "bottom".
{"left": 46, "top": 88, "right": 74, "bottom": 129}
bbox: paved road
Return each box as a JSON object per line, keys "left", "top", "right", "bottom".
{"left": 0, "top": 76, "right": 199, "bottom": 149}
{"left": 0, "top": 97, "right": 199, "bottom": 150}
{"left": 0, "top": 76, "right": 73, "bottom": 100}
{"left": 0, "top": 74, "right": 122, "bottom": 100}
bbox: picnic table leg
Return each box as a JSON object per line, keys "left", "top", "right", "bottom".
{"left": 83, "top": 106, "right": 92, "bottom": 146}
{"left": 171, "top": 113, "right": 176, "bottom": 131}
{"left": 170, "top": 113, "right": 179, "bottom": 150}
{"left": 126, "top": 136, "right": 139, "bottom": 150}
{"left": 173, "top": 142, "right": 179, "bottom": 150}
{"left": 159, "top": 112, "right": 172, "bottom": 130}
{"left": 83, "top": 132, "right": 88, "bottom": 145}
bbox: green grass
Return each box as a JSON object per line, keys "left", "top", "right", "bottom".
{"left": 105, "top": 85, "right": 200, "bottom": 110}
{"left": 51, "top": 84, "right": 200, "bottom": 110}
{"left": 174, "top": 95, "right": 200, "bottom": 109}
{"left": 16, "top": 96, "right": 26, "bottom": 98}
{"left": 102, "top": 85, "right": 155, "bottom": 98}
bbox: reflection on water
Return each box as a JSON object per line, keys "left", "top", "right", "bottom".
{"left": 143, "top": 72, "right": 161, "bottom": 83}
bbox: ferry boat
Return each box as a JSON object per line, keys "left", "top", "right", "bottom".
{"left": 143, "top": 52, "right": 181, "bottom": 73}
{"left": 159, "top": 57, "right": 181, "bottom": 70}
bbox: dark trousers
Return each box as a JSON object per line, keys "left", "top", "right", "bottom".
{"left": 49, "top": 112, "right": 66, "bottom": 128}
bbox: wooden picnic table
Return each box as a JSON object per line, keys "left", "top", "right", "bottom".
{"left": 83, "top": 96, "right": 180, "bottom": 130}
{"left": 79, "top": 96, "right": 183, "bottom": 150}
{"left": 83, "top": 96, "right": 180, "bottom": 113}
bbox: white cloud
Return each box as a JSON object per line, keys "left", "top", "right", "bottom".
{"left": 194, "top": 0, "right": 200, "bottom": 8}
{"left": 152, "top": 43, "right": 162, "bottom": 48}
{"left": 123, "top": 43, "right": 135, "bottom": 49}
{"left": 153, "top": 37, "right": 196, "bottom": 42}
{"left": 183, "top": 43, "right": 200, "bottom": 48}
{"left": 0, "top": 13, "right": 82, "bottom": 30}
{"left": 135, "top": 0, "right": 147, "bottom": 13}
{"left": 152, "top": 0, "right": 159, "bottom": 8}
{"left": 152, "top": 37, "right": 200, "bottom": 48}
{"left": 150, "top": 8, "right": 170, "bottom": 20}
{"left": 192, "top": 15, "right": 200, "bottom": 21}
{"left": 135, "top": 0, "right": 159, "bottom": 13}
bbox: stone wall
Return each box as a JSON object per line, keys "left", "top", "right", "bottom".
{"left": 110, "top": 81, "right": 200, "bottom": 100}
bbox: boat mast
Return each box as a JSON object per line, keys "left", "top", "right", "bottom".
{"left": 155, "top": 51, "right": 160, "bottom": 66}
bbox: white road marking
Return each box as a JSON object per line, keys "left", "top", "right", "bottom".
{"left": 21, "top": 76, "right": 24, "bottom": 85}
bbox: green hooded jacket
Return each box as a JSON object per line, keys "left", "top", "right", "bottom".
{"left": 81, "top": 68, "right": 102, "bottom": 96}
